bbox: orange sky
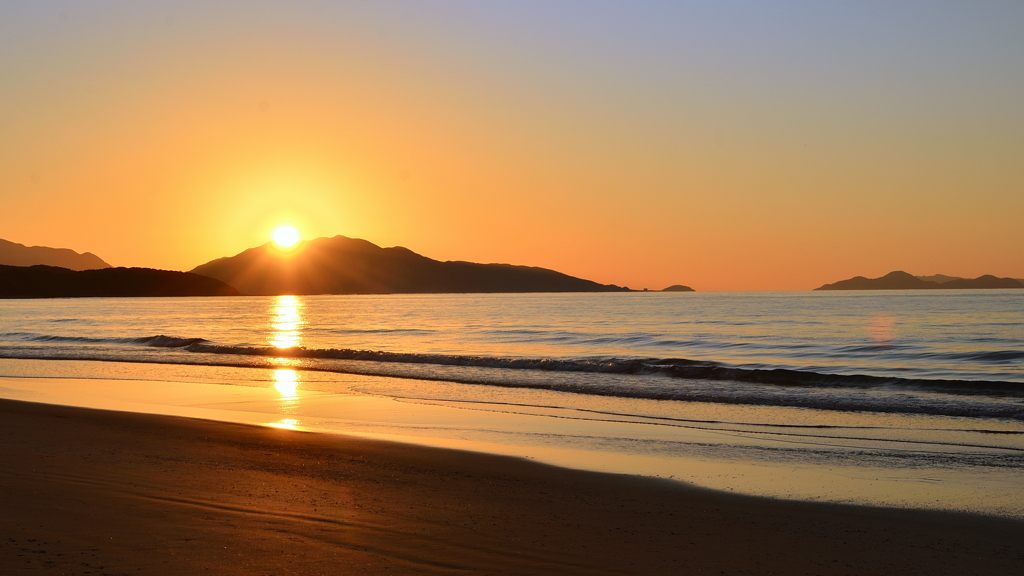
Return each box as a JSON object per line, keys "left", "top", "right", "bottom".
{"left": 2, "top": 2, "right": 1022, "bottom": 291}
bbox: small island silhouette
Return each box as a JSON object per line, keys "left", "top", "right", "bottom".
{"left": 191, "top": 235, "right": 630, "bottom": 295}
{"left": 661, "top": 285, "right": 695, "bottom": 292}
{"left": 815, "top": 271, "right": 1023, "bottom": 290}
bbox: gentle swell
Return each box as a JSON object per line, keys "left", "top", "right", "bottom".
{"left": 2, "top": 332, "right": 208, "bottom": 348}
{"left": 133, "top": 335, "right": 209, "bottom": 347}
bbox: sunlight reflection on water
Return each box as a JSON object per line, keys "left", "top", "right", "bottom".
{"left": 268, "top": 295, "right": 304, "bottom": 348}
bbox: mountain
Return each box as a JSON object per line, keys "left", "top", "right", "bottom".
{"left": 191, "top": 235, "right": 629, "bottom": 295}
{"left": 662, "top": 284, "right": 695, "bottom": 292}
{"left": 0, "top": 239, "right": 110, "bottom": 270}
{"left": 0, "top": 265, "right": 240, "bottom": 298}
{"left": 816, "top": 271, "right": 1023, "bottom": 290}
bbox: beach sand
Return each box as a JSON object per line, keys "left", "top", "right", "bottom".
{"left": 1, "top": 398, "right": 1021, "bottom": 575}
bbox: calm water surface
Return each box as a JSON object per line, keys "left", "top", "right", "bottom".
{"left": 1, "top": 291, "right": 1022, "bottom": 415}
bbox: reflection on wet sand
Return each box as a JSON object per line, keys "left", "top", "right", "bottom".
{"left": 274, "top": 368, "right": 298, "bottom": 397}
{"left": 269, "top": 418, "right": 300, "bottom": 430}
{"left": 273, "top": 368, "right": 301, "bottom": 421}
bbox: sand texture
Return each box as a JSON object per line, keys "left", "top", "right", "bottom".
{"left": 1, "top": 398, "right": 1021, "bottom": 575}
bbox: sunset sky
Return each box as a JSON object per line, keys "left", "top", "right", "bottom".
{"left": 2, "top": 1, "right": 1022, "bottom": 291}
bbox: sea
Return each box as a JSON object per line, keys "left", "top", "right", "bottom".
{"left": 1, "top": 291, "right": 1022, "bottom": 516}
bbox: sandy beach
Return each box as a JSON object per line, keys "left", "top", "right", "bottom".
{"left": 1, "top": 398, "right": 1021, "bottom": 575}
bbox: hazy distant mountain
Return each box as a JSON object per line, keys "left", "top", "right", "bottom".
{"left": 918, "top": 274, "right": 1024, "bottom": 286}
{"left": 0, "top": 238, "right": 110, "bottom": 271}
{"left": 662, "top": 284, "right": 695, "bottom": 292}
{"left": 191, "top": 235, "right": 629, "bottom": 295}
{"left": 915, "top": 274, "right": 963, "bottom": 284}
{"left": 816, "top": 271, "right": 1023, "bottom": 290}
{"left": 936, "top": 275, "right": 1024, "bottom": 289}
{"left": 0, "top": 265, "right": 240, "bottom": 298}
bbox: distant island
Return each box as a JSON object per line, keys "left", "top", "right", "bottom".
{"left": 662, "top": 285, "right": 695, "bottom": 292}
{"left": 0, "top": 265, "right": 240, "bottom": 298}
{"left": 815, "top": 271, "right": 1024, "bottom": 291}
{"left": 0, "top": 238, "right": 110, "bottom": 270}
{"left": 192, "top": 235, "right": 630, "bottom": 295}
{"left": 916, "top": 273, "right": 1024, "bottom": 286}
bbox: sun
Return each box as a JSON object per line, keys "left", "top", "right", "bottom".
{"left": 272, "top": 225, "right": 300, "bottom": 248}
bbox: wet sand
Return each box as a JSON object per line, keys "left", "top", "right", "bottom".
{"left": 1, "top": 398, "right": 1021, "bottom": 575}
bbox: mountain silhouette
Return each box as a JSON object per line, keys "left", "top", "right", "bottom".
{"left": 191, "top": 235, "right": 629, "bottom": 295}
{"left": 661, "top": 284, "right": 695, "bottom": 292}
{"left": 0, "top": 238, "right": 110, "bottom": 270}
{"left": 0, "top": 265, "right": 240, "bottom": 298}
{"left": 816, "top": 271, "right": 1023, "bottom": 290}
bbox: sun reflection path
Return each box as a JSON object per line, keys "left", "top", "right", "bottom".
{"left": 269, "top": 295, "right": 304, "bottom": 349}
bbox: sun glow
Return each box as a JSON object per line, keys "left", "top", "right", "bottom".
{"left": 272, "top": 225, "right": 300, "bottom": 248}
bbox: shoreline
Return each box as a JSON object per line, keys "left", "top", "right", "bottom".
{"left": 3, "top": 358, "right": 1024, "bottom": 521}
{"left": 2, "top": 397, "right": 1023, "bottom": 574}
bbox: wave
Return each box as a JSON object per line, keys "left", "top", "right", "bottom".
{"left": 3, "top": 331, "right": 1022, "bottom": 420}
{"left": 133, "top": 335, "right": 209, "bottom": 347}
{"left": 174, "top": 341, "right": 1024, "bottom": 396}
{"left": 3, "top": 330, "right": 1021, "bottom": 395}
{"left": 949, "top": 350, "right": 1024, "bottom": 363}
{"left": 3, "top": 349, "right": 1023, "bottom": 421}
{"left": 3, "top": 345, "right": 1022, "bottom": 421}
